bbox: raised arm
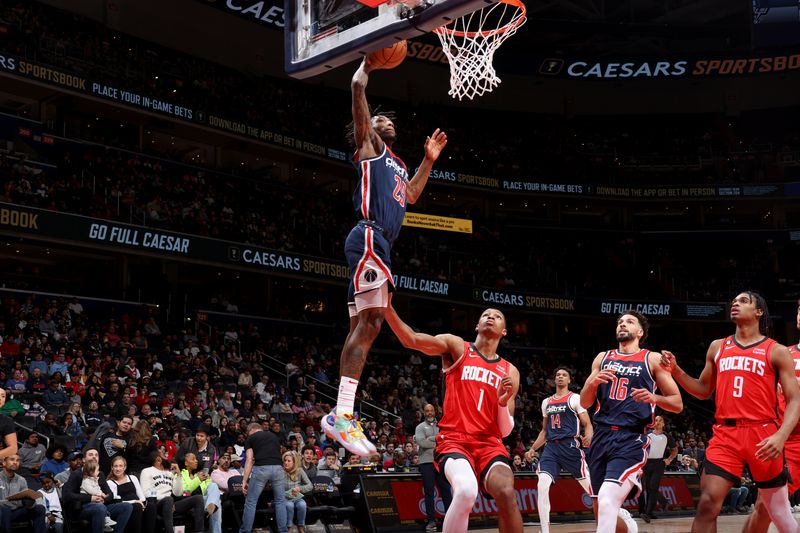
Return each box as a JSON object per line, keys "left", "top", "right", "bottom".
{"left": 630, "top": 351, "right": 683, "bottom": 413}
{"left": 406, "top": 129, "right": 448, "bottom": 204}
{"left": 660, "top": 340, "right": 720, "bottom": 400}
{"left": 756, "top": 344, "right": 800, "bottom": 461}
{"left": 351, "top": 61, "right": 381, "bottom": 159}
{"left": 385, "top": 303, "right": 464, "bottom": 364}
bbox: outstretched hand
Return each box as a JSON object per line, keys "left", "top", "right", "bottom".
{"left": 424, "top": 129, "right": 448, "bottom": 162}
{"left": 660, "top": 350, "right": 677, "bottom": 373}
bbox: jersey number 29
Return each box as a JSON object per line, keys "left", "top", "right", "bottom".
{"left": 393, "top": 175, "right": 407, "bottom": 207}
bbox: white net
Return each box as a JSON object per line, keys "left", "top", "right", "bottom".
{"left": 433, "top": 0, "right": 526, "bottom": 101}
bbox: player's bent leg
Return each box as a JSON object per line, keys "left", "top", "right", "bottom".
{"left": 442, "top": 458, "right": 479, "bottom": 533}
{"left": 536, "top": 473, "right": 554, "bottom": 533}
{"left": 743, "top": 497, "right": 772, "bottom": 533}
{"left": 596, "top": 480, "right": 638, "bottom": 533}
{"left": 691, "top": 473, "right": 735, "bottom": 533}
{"left": 759, "top": 485, "right": 800, "bottom": 533}
{"left": 326, "top": 305, "right": 386, "bottom": 455}
{"left": 484, "top": 463, "right": 522, "bottom": 533}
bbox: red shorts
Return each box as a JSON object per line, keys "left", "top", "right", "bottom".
{"left": 785, "top": 435, "right": 800, "bottom": 494}
{"left": 434, "top": 431, "right": 510, "bottom": 491}
{"left": 705, "top": 421, "right": 787, "bottom": 486}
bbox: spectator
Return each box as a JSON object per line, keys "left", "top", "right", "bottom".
{"left": 5, "top": 372, "right": 26, "bottom": 394}
{"left": 43, "top": 381, "right": 69, "bottom": 407}
{"left": 64, "top": 447, "right": 133, "bottom": 533}
{"left": 26, "top": 368, "right": 48, "bottom": 394}
{"left": 106, "top": 456, "right": 146, "bottom": 533}
{"left": 282, "top": 451, "right": 312, "bottom": 533}
{"left": 316, "top": 449, "right": 341, "bottom": 480}
{"left": 176, "top": 424, "right": 217, "bottom": 472}
{"left": 62, "top": 413, "right": 87, "bottom": 449}
{"left": 37, "top": 414, "right": 65, "bottom": 441}
{"left": 139, "top": 449, "right": 204, "bottom": 533}
{"left": 38, "top": 472, "right": 64, "bottom": 533}
{"left": 48, "top": 353, "right": 68, "bottom": 377}
{"left": 18, "top": 433, "right": 47, "bottom": 475}
{"left": 126, "top": 421, "right": 156, "bottom": 477}
{"left": 180, "top": 452, "right": 222, "bottom": 533}
{"left": 40, "top": 444, "right": 68, "bottom": 477}
{"left": 299, "top": 445, "right": 317, "bottom": 479}
{"left": 210, "top": 452, "right": 241, "bottom": 493}
{"left": 0, "top": 453, "right": 46, "bottom": 533}
{"left": 55, "top": 451, "right": 83, "bottom": 486}
{"left": 28, "top": 354, "right": 48, "bottom": 378}
{"left": 240, "top": 422, "right": 287, "bottom": 533}
{"left": 383, "top": 450, "right": 408, "bottom": 473}
{"left": 681, "top": 437, "right": 705, "bottom": 467}
{"left": 415, "top": 403, "right": 451, "bottom": 533}
{"left": 99, "top": 416, "right": 133, "bottom": 474}
{"left": 79, "top": 460, "right": 118, "bottom": 531}
{"left": 85, "top": 401, "right": 104, "bottom": 429}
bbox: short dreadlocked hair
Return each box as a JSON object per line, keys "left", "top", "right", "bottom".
{"left": 345, "top": 107, "right": 397, "bottom": 148}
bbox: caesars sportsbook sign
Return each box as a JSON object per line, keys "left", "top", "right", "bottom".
{"left": 0, "top": 202, "right": 729, "bottom": 320}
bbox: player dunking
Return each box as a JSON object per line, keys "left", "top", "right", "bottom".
{"left": 661, "top": 292, "right": 800, "bottom": 533}
{"left": 580, "top": 311, "right": 683, "bottom": 533}
{"left": 322, "top": 58, "right": 448, "bottom": 455}
{"left": 385, "top": 303, "right": 523, "bottom": 533}
{"left": 525, "top": 367, "right": 593, "bottom": 533}
{"left": 742, "top": 298, "right": 800, "bottom": 533}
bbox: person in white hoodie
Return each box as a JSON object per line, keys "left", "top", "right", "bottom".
{"left": 38, "top": 472, "right": 63, "bottom": 533}
{"left": 139, "top": 449, "right": 204, "bottom": 533}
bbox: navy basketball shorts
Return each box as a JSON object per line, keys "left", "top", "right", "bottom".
{"left": 587, "top": 425, "right": 650, "bottom": 496}
{"left": 345, "top": 222, "right": 394, "bottom": 317}
{"left": 537, "top": 439, "right": 589, "bottom": 483}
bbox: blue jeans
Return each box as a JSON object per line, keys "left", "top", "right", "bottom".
{"left": 204, "top": 481, "right": 223, "bottom": 533}
{"left": 285, "top": 498, "right": 307, "bottom": 528}
{"left": 239, "top": 465, "right": 287, "bottom": 533}
{"left": 0, "top": 504, "right": 46, "bottom": 533}
{"left": 80, "top": 502, "right": 133, "bottom": 533}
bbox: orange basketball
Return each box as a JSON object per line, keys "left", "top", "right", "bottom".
{"left": 366, "top": 40, "right": 408, "bottom": 70}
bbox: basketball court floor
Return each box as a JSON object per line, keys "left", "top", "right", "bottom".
{"left": 471, "top": 514, "right": 783, "bottom": 532}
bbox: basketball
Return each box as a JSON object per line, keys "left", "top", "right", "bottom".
{"left": 366, "top": 40, "right": 407, "bottom": 70}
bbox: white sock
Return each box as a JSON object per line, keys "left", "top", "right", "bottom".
{"left": 336, "top": 376, "right": 359, "bottom": 416}
{"left": 760, "top": 485, "right": 800, "bottom": 533}
{"left": 442, "top": 458, "right": 478, "bottom": 533}
{"left": 537, "top": 474, "right": 553, "bottom": 533}
{"left": 596, "top": 479, "right": 636, "bottom": 533}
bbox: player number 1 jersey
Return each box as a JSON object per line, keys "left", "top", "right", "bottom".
{"left": 439, "top": 342, "right": 510, "bottom": 437}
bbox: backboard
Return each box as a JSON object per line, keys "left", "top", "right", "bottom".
{"left": 284, "top": 0, "right": 492, "bottom": 78}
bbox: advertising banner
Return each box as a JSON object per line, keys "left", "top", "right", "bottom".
{"left": 0, "top": 202, "right": 733, "bottom": 319}
{"left": 402, "top": 212, "right": 472, "bottom": 233}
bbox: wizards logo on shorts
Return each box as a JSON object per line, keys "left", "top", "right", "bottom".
{"left": 363, "top": 269, "right": 377, "bottom": 283}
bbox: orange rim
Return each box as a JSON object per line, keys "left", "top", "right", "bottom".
{"left": 434, "top": 0, "right": 526, "bottom": 39}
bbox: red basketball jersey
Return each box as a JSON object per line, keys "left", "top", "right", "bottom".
{"left": 714, "top": 335, "right": 779, "bottom": 420}
{"left": 439, "top": 341, "right": 510, "bottom": 437}
{"left": 778, "top": 343, "right": 800, "bottom": 437}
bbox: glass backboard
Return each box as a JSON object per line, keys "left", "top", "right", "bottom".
{"left": 284, "top": 0, "right": 491, "bottom": 78}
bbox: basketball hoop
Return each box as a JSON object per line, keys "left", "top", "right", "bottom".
{"left": 433, "top": 0, "right": 526, "bottom": 100}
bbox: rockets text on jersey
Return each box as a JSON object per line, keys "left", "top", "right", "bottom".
{"left": 439, "top": 342, "right": 510, "bottom": 437}
{"left": 594, "top": 349, "right": 656, "bottom": 430}
{"left": 352, "top": 144, "right": 409, "bottom": 244}
{"left": 714, "top": 335, "right": 779, "bottom": 421}
{"left": 544, "top": 393, "right": 581, "bottom": 442}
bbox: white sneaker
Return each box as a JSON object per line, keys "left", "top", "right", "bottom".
{"left": 321, "top": 410, "right": 376, "bottom": 456}
{"left": 103, "top": 516, "right": 116, "bottom": 532}
{"left": 618, "top": 508, "right": 638, "bottom": 533}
